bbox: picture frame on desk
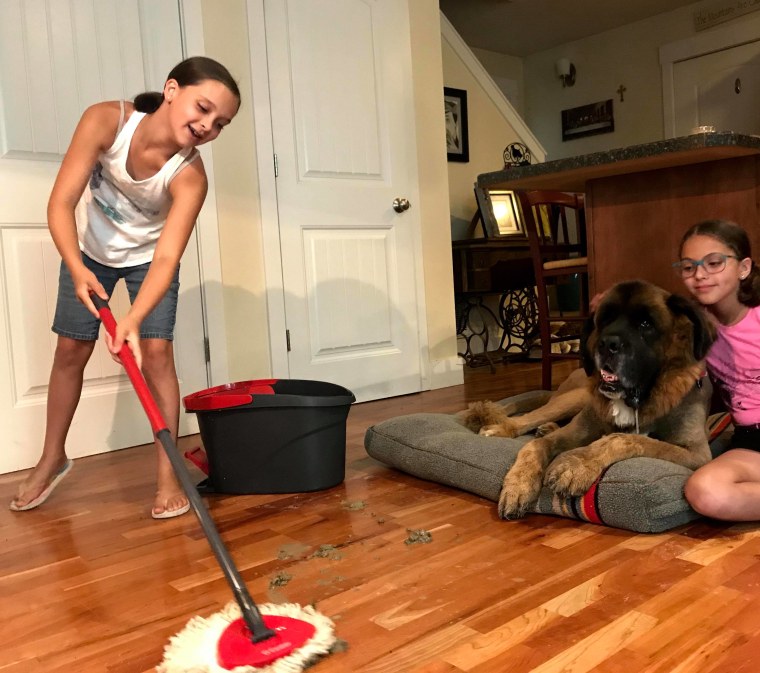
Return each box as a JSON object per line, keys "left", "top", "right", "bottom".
{"left": 475, "top": 187, "right": 526, "bottom": 239}
{"left": 444, "top": 87, "right": 469, "bottom": 162}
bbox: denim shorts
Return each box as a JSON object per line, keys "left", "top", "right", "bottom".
{"left": 731, "top": 425, "right": 760, "bottom": 452}
{"left": 52, "top": 253, "right": 180, "bottom": 341}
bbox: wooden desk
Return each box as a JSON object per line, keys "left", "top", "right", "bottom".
{"left": 478, "top": 133, "right": 760, "bottom": 295}
{"left": 452, "top": 238, "right": 534, "bottom": 293}
{"left": 452, "top": 238, "right": 536, "bottom": 369}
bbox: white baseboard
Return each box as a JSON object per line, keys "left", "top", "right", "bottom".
{"left": 428, "top": 356, "right": 465, "bottom": 390}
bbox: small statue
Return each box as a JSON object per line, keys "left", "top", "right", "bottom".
{"left": 503, "top": 142, "right": 532, "bottom": 168}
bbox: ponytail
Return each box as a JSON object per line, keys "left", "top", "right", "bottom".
{"left": 739, "top": 265, "right": 760, "bottom": 307}
{"left": 132, "top": 56, "right": 240, "bottom": 115}
{"left": 133, "top": 91, "right": 163, "bottom": 113}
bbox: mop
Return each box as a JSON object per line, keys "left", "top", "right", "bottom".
{"left": 93, "top": 297, "right": 337, "bottom": 673}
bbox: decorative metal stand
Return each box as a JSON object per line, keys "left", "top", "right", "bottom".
{"left": 456, "top": 287, "right": 537, "bottom": 372}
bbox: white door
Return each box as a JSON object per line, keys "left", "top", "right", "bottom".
{"left": 264, "top": 0, "right": 423, "bottom": 403}
{"left": 672, "top": 40, "right": 760, "bottom": 136}
{"left": 0, "top": 0, "right": 206, "bottom": 475}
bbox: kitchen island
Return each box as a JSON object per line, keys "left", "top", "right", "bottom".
{"left": 478, "top": 133, "right": 760, "bottom": 295}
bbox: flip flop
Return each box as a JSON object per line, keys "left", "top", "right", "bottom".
{"left": 151, "top": 501, "right": 191, "bottom": 520}
{"left": 9, "top": 459, "right": 74, "bottom": 511}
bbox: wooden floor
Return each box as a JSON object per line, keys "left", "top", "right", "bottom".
{"left": 2, "top": 360, "right": 760, "bottom": 672}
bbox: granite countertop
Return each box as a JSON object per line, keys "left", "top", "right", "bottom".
{"left": 478, "top": 132, "right": 760, "bottom": 193}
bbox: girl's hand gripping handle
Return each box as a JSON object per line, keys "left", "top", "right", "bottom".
{"left": 91, "top": 295, "right": 166, "bottom": 434}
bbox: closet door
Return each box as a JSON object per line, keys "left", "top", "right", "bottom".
{"left": 0, "top": 0, "right": 206, "bottom": 474}
{"left": 264, "top": 0, "right": 423, "bottom": 402}
{"left": 672, "top": 40, "right": 760, "bottom": 137}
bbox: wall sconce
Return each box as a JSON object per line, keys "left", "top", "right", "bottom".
{"left": 556, "top": 58, "right": 576, "bottom": 87}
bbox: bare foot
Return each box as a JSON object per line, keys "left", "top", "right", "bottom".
{"left": 152, "top": 489, "right": 190, "bottom": 518}
{"left": 11, "top": 456, "right": 71, "bottom": 510}
{"left": 152, "top": 466, "right": 190, "bottom": 518}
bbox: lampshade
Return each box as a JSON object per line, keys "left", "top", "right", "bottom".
{"left": 556, "top": 58, "right": 572, "bottom": 78}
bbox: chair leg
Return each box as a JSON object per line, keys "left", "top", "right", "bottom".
{"left": 539, "top": 315, "right": 553, "bottom": 391}
{"left": 542, "top": 357, "right": 552, "bottom": 391}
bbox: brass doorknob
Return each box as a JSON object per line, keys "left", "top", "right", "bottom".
{"left": 393, "top": 197, "right": 411, "bottom": 213}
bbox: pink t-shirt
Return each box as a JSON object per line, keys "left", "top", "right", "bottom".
{"left": 707, "top": 305, "right": 760, "bottom": 426}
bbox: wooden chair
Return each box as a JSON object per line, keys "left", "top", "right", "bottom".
{"left": 515, "top": 190, "right": 589, "bottom": 390}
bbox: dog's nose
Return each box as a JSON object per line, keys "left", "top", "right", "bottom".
{"left": 600, "top": 334, "right": 621, "bottom": 354}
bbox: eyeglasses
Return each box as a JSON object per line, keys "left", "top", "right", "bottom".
{"left": 672, "top": 252, "right": 740, "bottom": 278}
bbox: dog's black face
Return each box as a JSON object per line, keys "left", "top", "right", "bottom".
{"left": 582, "top": 280, "right": 715, "bottom": 409}
{"left": 593, "top": 300, "right": 661, "bottom": 407}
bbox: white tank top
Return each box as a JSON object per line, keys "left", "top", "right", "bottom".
{"left": 76, "top": 102, "right": 199, "bottom": 267}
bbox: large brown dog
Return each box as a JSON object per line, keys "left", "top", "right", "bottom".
{"left": 461, "top": 280, "right": 717, "bottom": 519}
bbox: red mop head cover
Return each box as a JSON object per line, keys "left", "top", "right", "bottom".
{"left": 159, "top": 602, "right": 337, "bottom": 672}
{"left": 217, "top": 615, "right": 316, "bottom": 669}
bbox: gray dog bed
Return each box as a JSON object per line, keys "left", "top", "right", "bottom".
{"left": 364, "top": 391, "right": 732, "bottom": 533}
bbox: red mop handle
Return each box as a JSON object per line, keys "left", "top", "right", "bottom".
{"left": 92, "top": 295, "right": 165, "bottom": 433}
{"left": 90, "top": 293, "right": 276, "bottom": 644}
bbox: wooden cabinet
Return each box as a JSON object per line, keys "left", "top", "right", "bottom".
{"left": 478, "top": 133, "right": 760, "bottom": 296}
{"left": 452, "top": 238, "right": 534, "bottom": 294}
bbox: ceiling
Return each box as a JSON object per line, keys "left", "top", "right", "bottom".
{"left": 439, "top": 0, "right": 700, "bottom": 57}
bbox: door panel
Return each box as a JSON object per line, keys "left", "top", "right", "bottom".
{"left": 0, "top": 0, "right": 205, "bottom": 474}
{"left": 266, "top": 0, "right": 422, "bottom": 402}
{"left": 673, "top": 40, "right": 760, "bottom": 136}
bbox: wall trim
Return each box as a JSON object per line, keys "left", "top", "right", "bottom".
{"left": 179, "top": 0, "right": 230, "bottom": 385}
{"left": 246, "top": 0, "right": 290, "bottom": 378}
{"left": 429, "top": 356, "right": 464, "bottom": 390}
{"left": 440, "top": 12, "right": 546, "bottom": 162}
{"left": 660, "top": 13, "right": 760, "bottom": 138}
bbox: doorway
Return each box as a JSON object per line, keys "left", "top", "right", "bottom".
{"left": 249, "top": 0, "right": 426, "bottom": 403}
{"left": 0, "top": 0, "right": 215, "bottom": 473}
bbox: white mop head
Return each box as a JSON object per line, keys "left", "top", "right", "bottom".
{"left": 158, "top": 602, "right": 336, "bottom": 673}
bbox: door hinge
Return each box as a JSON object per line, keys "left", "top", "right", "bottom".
{"left": 204, "top": 337, "right": 211, "bottom": 363}
{"left": 286, "top": 329, "right": 291, "bottom": 352}
{"left": 273, "top": 153, "right": 279, "bottom": 177}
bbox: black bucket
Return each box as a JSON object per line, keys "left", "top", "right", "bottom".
{"left": 183, "top": 379, "right": 355, "bottom": 494}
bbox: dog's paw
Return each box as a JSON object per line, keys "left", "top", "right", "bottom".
{"left": 497, "top": 471, "right": 541, "bottom": 519}
{"left": 458, "top": 401, "right": 508, "bottom": 433}
{"left": 480, "top": 425, "right": 499, "bottom": 437}
{"left": 535, "top": 422, "right": 560, "bottom": 438}
{"left": 544, "top": 452, "right": 601, "bottom": 497}
{"left": 478, "top": 418, "right": 522, "bottom": 438}
{"left": 479, "top": 424, "right": 505, "bottom": 437}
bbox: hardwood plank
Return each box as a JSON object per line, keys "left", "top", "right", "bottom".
{"left": 0, "top": 360, "right": 759, "bottom": 672}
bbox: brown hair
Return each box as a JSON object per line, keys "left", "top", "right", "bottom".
{"left": 133, "top": 56, "right": 240, "bottom": 114}
{"left": 679, "top": 219, "right": 760, "bottom": 307}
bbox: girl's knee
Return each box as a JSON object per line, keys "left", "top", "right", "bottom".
{"left": 54, "top": 337, "right": 95, "bottom": 369}
{"left": 684, "top": 469, "right": 732, "bottom": 518}
{"left": 141, "top": 340, "right": 176, "bottom": 378}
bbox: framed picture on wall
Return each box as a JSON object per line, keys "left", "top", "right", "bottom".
{"left": 444, "top": 87, "right": 469, "bottom": 162}
{"left": 561, "top": 99, "right": 614, "bottom": 141}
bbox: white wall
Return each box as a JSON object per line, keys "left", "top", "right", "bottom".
{"left": 471, "top": 47, "right": 524, "bottom": 117}
{"left": 442, "top": 28, "right": 544, "bottom": 236}
{"left": 199, "top": 0, "right": 460, "bottom": 388}
{"left": 200, "top": 0, "right": 269, "bottom": 382}
{"left": 523, "top": 0, "right": 760, "bottom": 160}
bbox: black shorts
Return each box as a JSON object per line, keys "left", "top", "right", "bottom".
{"left": 730, "top": 425, "right": 760, "bottom": 452}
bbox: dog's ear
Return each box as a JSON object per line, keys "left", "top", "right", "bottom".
{"left": 580, "top": 314, "right": 597, "bottom": 375}
{"left": 666, "top": 293, "right": 717, "bottom": 360}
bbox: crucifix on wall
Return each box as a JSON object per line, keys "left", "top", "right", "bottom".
{"left": 616, "top": 84, "right": 627, "bottom": 102}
